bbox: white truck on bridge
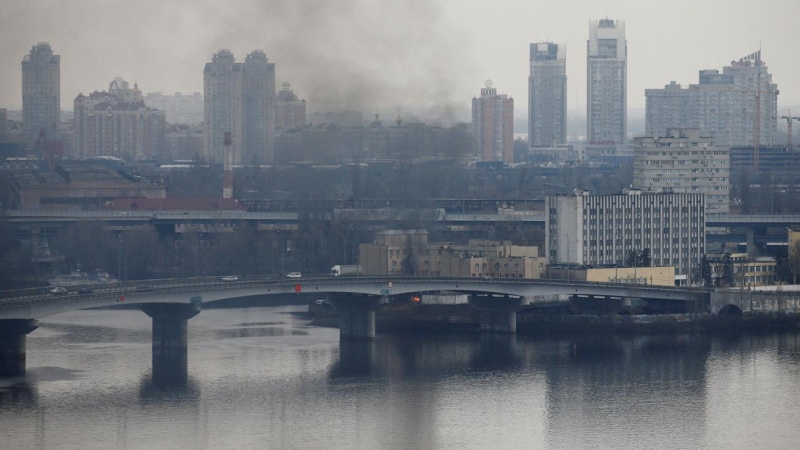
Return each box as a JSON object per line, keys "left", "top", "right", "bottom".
{"left": 330, "top": 265, "right": 363, "bottom": 277}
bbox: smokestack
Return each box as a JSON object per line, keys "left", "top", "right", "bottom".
{"left": 223, "top": 132, "right": 233, "bottom": 199}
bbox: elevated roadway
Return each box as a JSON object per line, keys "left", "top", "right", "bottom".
{"left": 0, "top": 276, "right": 709, "bottom": 376}
{"left": 0, "top": 276, "right": 709, "bottom": 320}
{"left": 7, "top": 209, "right": 800, "bottom": 229}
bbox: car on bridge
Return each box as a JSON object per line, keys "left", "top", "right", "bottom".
{"left": 50, "top": 286, "right": 67, "bottom": 295}
{"left": 77, "top": 288, "right": 94, "bottom": 294}
{"left": 221, "top": 276, "right": 239, "bottom": 282}
{"left": 286, "top": 272, "right": 302, "bottom": 279}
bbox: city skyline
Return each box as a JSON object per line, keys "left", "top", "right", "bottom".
{"left": 0, "top": 0, "right": 798, "bottom": 128}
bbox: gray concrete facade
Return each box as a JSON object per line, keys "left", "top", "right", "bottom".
{"left": 587, "top": 19, "right": 626, "bottom": 145}
{"left": 22, "top": 43, "right": 60, "bottom": 149}
{"left": 529, "top": 42, "right": 567, "bottom": 148}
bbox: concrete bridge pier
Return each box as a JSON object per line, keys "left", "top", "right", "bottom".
{"left": 142, "top": 303, "right": 201, "bottom": 356}
{"left": 0, "top": 319, "right": 39, "bottom": 376}
{"left": 329, "top": 294, "right": 387, "bottom": 339}
{"left": 468, "top": 295, "right": 531, "bottom": 333}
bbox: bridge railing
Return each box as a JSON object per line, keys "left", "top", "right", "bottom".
{"left": 0, "top": 275, "right": 710, "bottom": 308}
{"left": 6, "top": 210, "right": 298, "bottom": 221}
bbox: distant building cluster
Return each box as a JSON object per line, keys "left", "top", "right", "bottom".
{"left": 275, "top": 82, "right": 306, "bottom": 131}
{"left": 142, "top": 92, "right": 204, "bottom": 125}
{"left": 73, "top": 78, "right": 166, "bottom": 160}
{"left": 275, "top": 116, "right": 471, "bottom": 164}
{"left": 645, "top": 53, "right": 779, "bottom": 147}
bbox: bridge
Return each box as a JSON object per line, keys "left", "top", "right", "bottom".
{"left": 8, "top": 209, "right": 800, "bottom": 227}
{"left": 0, "top": 276, "right": 709, "bottom": 377}
{"left": 7, "top": 210, "right": 800, "bottom": 250}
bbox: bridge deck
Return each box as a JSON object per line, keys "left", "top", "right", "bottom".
{"left": 0, "top": 276, "right": 709, "bottom": 320}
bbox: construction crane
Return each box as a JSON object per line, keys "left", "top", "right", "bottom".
{"left": 781, "top": 110, "right": 800, "bottom": 148}
{"left": 745, "top": 48, "right": 778, "bottom": 171}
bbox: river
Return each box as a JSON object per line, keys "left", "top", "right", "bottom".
{"left": 1, "top": 306, "right": 799, "bottom": 449}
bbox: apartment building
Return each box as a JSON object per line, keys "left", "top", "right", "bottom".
{"left": 634, "top": 128, "right": 730, "bottom": 216}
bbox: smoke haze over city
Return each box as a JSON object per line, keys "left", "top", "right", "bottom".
{"left": 0, "top": 0, "right": 798, "bottom": 125}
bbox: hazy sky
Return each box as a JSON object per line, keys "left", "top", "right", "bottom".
{"left": 1, "top": 0, "right": 798, "bottom": 125}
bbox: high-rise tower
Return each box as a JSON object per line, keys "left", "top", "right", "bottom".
{"left": 22, "top": 42, "right": 60, "bottom": 150}
{"left": 203, "top": 50, "right": 275, "bottom": 164}
{"left": 528, "top": 43, "right": 567, "bottom": 148}
{"left": 241, "top": 50, "right": 276, "bottom": 164}
{"left": 587, "top": 19, "right": 627, "bottom": 145}
{"left": 203, "top": 50, "right": 242, "bottom": 163}
{"left": 472, "top": 80, "right": 514, "bottom": 164}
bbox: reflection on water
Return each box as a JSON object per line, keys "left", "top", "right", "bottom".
{"left": 0, "top": 306, "right": 799, "bottom": 450}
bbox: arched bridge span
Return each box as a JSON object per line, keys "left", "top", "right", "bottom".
{"left": 0, "top": 276, "right": 709, "bottom": 320}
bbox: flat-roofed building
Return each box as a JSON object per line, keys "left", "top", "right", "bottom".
{"left": 546, "top": 190, "right": 705, "bottom": 282}
{"left": 548, "top": 265, "right": 675, "bottom": 286}
{"left": 11, "top": 161, "right": 165, "bottom": 210}
{"left": 707, "top": 252, "right": 776, "bottom": 287}
{"left": 359, "top": 230, "right": 545, "bottom": 279}
{"left": 634, "top": 128, "right": 730, "bottom": 216}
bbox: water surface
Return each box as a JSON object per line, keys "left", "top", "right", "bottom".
{"left": 1, "top": 306, "right": 799, "bottom": 449}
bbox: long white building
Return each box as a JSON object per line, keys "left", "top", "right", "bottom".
{"left": 634, "top": 128, "right": 729, "bottom": 216}
{"left": 587, "top": 19, "right": 627, "bottom": 146}
{"left": 546, "top": 190, "right": 705, "bottom": 281}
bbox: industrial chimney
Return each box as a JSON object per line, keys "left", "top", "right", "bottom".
{"left": 223, "top": 132, "right": 233, "bottom": 199}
